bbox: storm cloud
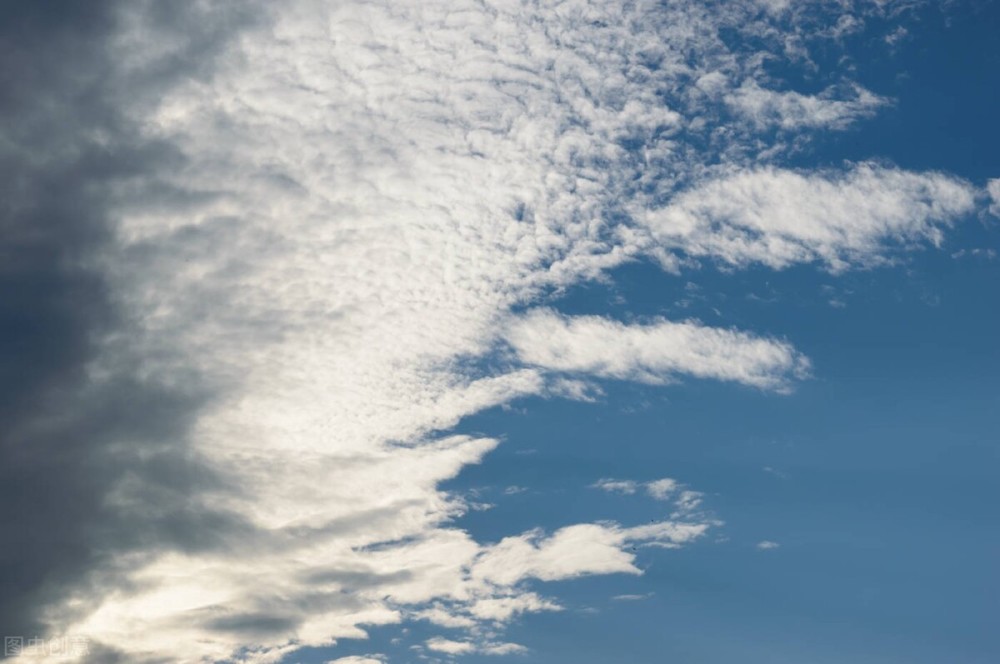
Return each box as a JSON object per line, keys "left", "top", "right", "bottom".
{"left": 0, "top": 0, "right": 259, "bottom": 650}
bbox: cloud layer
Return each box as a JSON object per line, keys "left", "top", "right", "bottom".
{"left": 507, "top": 310, "right": 809, "bottom": 390}
{"left": 0, "top": 1, "right": 985, "bottom": 662}
{"left": 644, "top": 164, "right": 976, "bottom": 271}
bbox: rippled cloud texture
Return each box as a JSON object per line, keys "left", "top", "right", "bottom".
{"left": 0, "top": 1, "right": 988, "bottom": 662}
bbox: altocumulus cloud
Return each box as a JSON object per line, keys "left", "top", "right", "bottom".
{"left": 0, "top": 0, "right": 988, "bottom": 662}
{"left": 506, "top": 309, "right": 810, "bottom": 391}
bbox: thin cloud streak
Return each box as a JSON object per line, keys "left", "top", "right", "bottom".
{"left": 507, "top": 310, "right": 810, "bottom": 390}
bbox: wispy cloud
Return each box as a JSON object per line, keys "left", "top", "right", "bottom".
{"left": 612, "top": 593, "right": 655, "bottom": 602}
{"left": 725, "top": 81, "right": 888, "bottom": 130}
{"left": 988, "top": 179, "right": 1000, "bottom": 217}
{"left": 592, "top": 478, "right": 707, "bottom": 522}
{"left": 593, "top": 477, "right": 682, "bottom": 501}
{"left": 644, "top": 164, "right": 976, "bottom": 272}
{"left": 426, "top": 638, "right": 527, "bottom": 656}
{"left": 508, "top": 310, "right": 810, "bottom": 391}
{"left": 647, "top": 479, "right": 681, "bottom": 500}
{"left": 593, "top": 479, "right": 642, "bottom": 495}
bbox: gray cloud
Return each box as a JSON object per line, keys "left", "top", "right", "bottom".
{"left": 0, "top": 0, "right": 260, "bottom": 648}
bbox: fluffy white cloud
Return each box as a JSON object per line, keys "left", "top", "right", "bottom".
{"left": 508, "top": 310, "right": 809, "bottom": 390}
{"left": 326, "top": 657, "right": 385, "bottom": 664}
{"left": 471, "top": 521, "right": 709, "bottom": 587}
{"left": 757, "top": 541, "right": 781, "bottom": 550}
{"left": 27, "top": 0, "right": 982, "bottom": 662}
{"left": 467, "top": 593, "right": 562, "bottom": 623}
{"left": 644, "top": 164, "right": 976, "bottom": 271}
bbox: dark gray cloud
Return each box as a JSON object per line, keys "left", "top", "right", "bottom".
{"left": 0, "top": 0, "right": 260, "bottom": 648}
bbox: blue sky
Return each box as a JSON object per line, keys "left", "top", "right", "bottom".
{"left": 1, "top": 1, "right": 997, "bottom": 663}
{"left": 301, "top": 3, "right": 1000, "bottom": 662}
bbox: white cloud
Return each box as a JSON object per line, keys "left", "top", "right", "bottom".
{"left": 593, "top": 478, "right": 705, "bottom": 521}
{"left": 644, "top": 164, "right": 976, "bottom": 271}
{"left": 612, "top": 593, "right": 654, "bottom": 601}
{"left": 592, "top": 479, "right": 641, "bottom": 495}
{"left": 471, "top": 525, "right": 645, "bottom": 587}
{"left": 326, "top": 657, "right": 385, "bottom": 664}
{"left": 426, "top": 638, "right": 476, "bottom": 655}
{"left": 425, "top": 638, "right": 528, "bottom": 656}
{"left": 412, "top": 606, "right": 478, "bottom": 629}
{"left": 481, "top": 642, "right": 530, "bottom": 656}
{"left": 726, "top": 81, "right": 887, "bottom": 130}
{"left": 467, "top": 593, "right": 562, "bottom": 623}
{"left": 507, "top": 310, "right": 810, "bottom": 390}
{"left": 988, "top": 179, "right": 1000, "bottom": 217}
{"left": 646, "top": 478, "right": 680, "bottom": 500}
{"left": 673, "top": 490, "right": 705, "bottom": 517}
{"left": 594, "top": 477, "right": 679, "bottom": 500}
{"left": 756, "top": 0, "right": 792, "bottom": 15}
{"left": 757, "top": 541, "right": 781, "bottom": 550}
{"left": 27, "top": 1, "right": 983, "bottom": 662}
{"left": 471, "top": 521, "right": 709, "bottom": 587}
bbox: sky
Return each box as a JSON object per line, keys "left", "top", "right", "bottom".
{"left": 0, "top": 1, "right": 997, "bottom": 663}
